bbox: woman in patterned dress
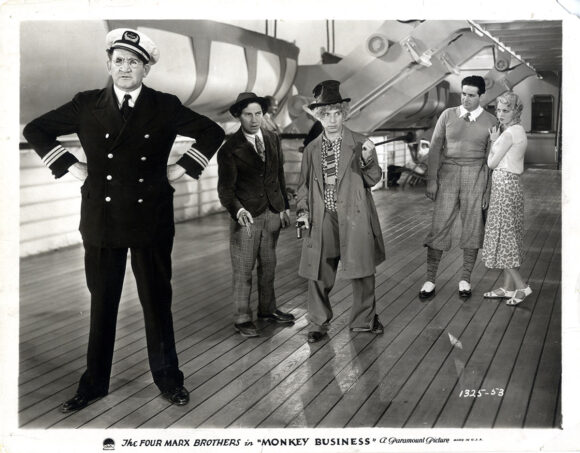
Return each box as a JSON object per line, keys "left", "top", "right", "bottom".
{"left": 481, "top": 92, "right": 532, "bottom": 305}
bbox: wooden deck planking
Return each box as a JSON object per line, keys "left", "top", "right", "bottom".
{"left": 272, "top": 247, "right": 466, "bottom": 428}
{"left": 19, "top": 258, "right": 250, "bottom": 374}
{"left": 18, "top": 169, "right": 561, "bottom": 429}
{"left": 431, "top": 211, "right": 560, "bottom": 428}
{"left": 368, "top": 258, "right": 507, "bottom": 428}
{"left": 21, "top": 186, "right": 426, "bottom": 424}
{"left": 226, "top": 246, "right": 442, "bottom": 429}
{"left": 524, "top": 285, "right": 562, "bottom": 428}
{"left": 399, "top": 199, "right": 559, "bottom": 428}
{"left": 329, "top": 205, "right": 554, "bottom": 428}
{"left": 372, "top": 271, "right": 502, "bottom": 428}
{"left": 310, "top": 254, "right": 472, "bottom": 428}
{"left": 129, "top": 208, "right": 440, "bottom": 429}
{"left": 469, "top": 235, "right": 561, "bottom": 428}
{"left": 19, "top": 240, "right": 234, "bottom": 341}
{"left": 396, "top": 212, "right": 550, "bottom": 428}
{"left": 19, "top": 268, "right": 237, "bottom": 398}
{"left": 461, "top": 216, "right": 561, "bottom": 428}
{"left": 19, "top": 223, "right": 267, "bottom": 370}
{"left": 238, "top": 227, "right": 466, "bottom": 428}
{"left": 334, "top": 249, "right": 498, "bottom": 428}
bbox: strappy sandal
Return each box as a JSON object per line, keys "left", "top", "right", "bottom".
{"left": 506, "top": 286, "right": 532, "bottom": 306}
{"left": 484, "top": 288, "right": 514, "bottom": 299}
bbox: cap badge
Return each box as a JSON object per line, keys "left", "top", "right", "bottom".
{"left": 122, "top": 30, "right": 140, "bottom": 44}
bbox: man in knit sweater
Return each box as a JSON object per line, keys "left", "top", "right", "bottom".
{"left": 420, "top": 75, "right": 497, "bottom": 299}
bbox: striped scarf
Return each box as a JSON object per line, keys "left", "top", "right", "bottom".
{"left": 321, "top": 135, "right": 342, "bottom": 212}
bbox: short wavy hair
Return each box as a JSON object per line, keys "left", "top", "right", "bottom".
{"left": 313, "top": 101, "right": 350, "bottom": 120}
{"left": 461, "top": 75, "right": 486, "bottom": 95}
{"left": 497, "top": 91, "right": 524, "bottom": 126}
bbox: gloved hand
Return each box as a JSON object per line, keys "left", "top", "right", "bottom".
{"left": 296, "top": 214, "right": 310, "bottom": 231}
{"left": 68, "top": 162, "right": 88, "bottom": 181}
{"left": 167, "top": 164, "right": 186, "bottom": 181}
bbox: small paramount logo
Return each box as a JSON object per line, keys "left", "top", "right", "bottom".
{"left": 103, "top": 438, "right": 115, "bottom": 450}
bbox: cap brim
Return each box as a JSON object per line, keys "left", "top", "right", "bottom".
{"left": 308, "top": 97, "right": 351, "bottom": 110}
{"left": 229, "top": 97, "right": 269, "bottom": 116}
{"left": 109, "top": 43, "right": 152, "bottom": 63}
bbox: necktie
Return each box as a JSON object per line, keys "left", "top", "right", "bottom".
{"left": 463, "top": 113, "right": 471, "bottom": 122}
{"left": 255, "top": 135, "right": 265, "bottom": 161}
{"left": 121, "top": 94, "right": 132, "bottom": 121}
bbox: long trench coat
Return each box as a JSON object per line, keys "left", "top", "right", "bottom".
{"left": 296, "top": 127, "right": 386, "bottom": 280}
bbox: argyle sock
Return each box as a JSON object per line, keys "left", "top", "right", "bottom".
{"left": 462, "top": 248, "right": 478, "bottom": 282}
{"left": 426, "top": 247, "right": 443, "bottom": 283}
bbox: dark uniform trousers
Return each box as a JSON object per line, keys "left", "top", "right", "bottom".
{"left": 307, "top": 210, "right": 376, "bottom": 333}
{"left": 22, "top": 84, "right": 225, "bottom": 399}
{"left": 79, "top": 238, "right": 183, "bottom": 398}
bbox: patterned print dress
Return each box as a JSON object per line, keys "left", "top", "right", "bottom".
{"left": 481, "top": 169, "right": 524, "bottom": 268}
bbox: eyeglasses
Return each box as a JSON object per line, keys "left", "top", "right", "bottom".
{"left": 112, "top": 57, "right": 143, "bottom": 69}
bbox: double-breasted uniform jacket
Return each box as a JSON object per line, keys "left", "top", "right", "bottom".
{"left": 296, "top": 127, "right": 386, "bottom": 280}
{"left": 23, "top": 84, "right": 225, "bottom": 248}
{"left": 217, "top": 127, "right": 289, "bottom": 219}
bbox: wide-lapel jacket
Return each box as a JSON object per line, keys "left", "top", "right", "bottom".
{"left": 296, "top": 127, "right": 386, "bottom": 280}
{"left": 23, "top": 84, "right": 225, "bottom": 247}
{"left": 217, "top": 127, "right": 289, "bottom": 219}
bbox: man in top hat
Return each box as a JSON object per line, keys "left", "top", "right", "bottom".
{"left": 217, "top": 92, "right": 295, "bottom": 337}
{"left": 23, "top": 28, "right": 225, "bottom": 412}
{"left": 420, "top": 75, "right": 496, "bottom": 299}
{"left": 296, "top": 80, "right": 386, "bottom": 343}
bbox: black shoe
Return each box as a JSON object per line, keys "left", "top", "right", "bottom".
{"left": 161, "top": 386, "right": 190, "bottom": 406}
{"left": 351, "top": 315, "right": 384, "bottom": 334}
{"left": 258, "top": 309, "right": 295, "bottom": 324}
{"left": 307, "top": 331, "right": 328, "bottom": 343}
{"left": 234, "top": 321, "right": 260, "bottom": 337}
{"left": 60, "top": 393, "right": 103, "bottom": 414}
{"left": 458, "top": 280, "right": 472, "bottom": 298}
{"left": 371, "top": 315, "right": 384, "bottom": 334}
{"left": 419, "top": 281, "right": 436, "bottom": 299}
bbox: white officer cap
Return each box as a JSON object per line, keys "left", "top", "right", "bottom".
{"left": 106, "top": 28, "right": 160, "bottom": 65}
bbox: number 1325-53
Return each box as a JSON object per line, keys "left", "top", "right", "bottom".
{"left": 459, "top": 388, "right": 504, "bottom": 397}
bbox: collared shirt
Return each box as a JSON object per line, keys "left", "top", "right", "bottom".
{"left": 459, "top": 105, "right": 484, "bottom": 121}
{"left": 113, "top": 85, "right": 143, "bottom": 108}
{"left": 242, "top": 129, "right": 265, "bottom": 154}
{"left": 321, "top": 132, "right": 342, "bottom": 212}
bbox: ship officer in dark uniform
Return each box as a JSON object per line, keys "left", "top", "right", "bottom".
{"left": 23, "top": 28, "right": 225, "bottom": 413}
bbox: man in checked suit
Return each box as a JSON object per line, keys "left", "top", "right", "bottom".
{"left": 217, "top": 93, "right": 295, "bottom": 337}
{"left": 23, "top": 28, "right": 224, "bottom": 412}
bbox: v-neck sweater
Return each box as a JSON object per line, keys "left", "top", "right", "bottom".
{"left": 427, "top": 107, "right": 497, "bottom": 181}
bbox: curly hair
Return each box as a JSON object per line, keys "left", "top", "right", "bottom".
{"left": 497, "top": 91, "right": 524, "bottom": 126}
{"left": 313, "top": 101, "right": 350, "bottom": 120}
